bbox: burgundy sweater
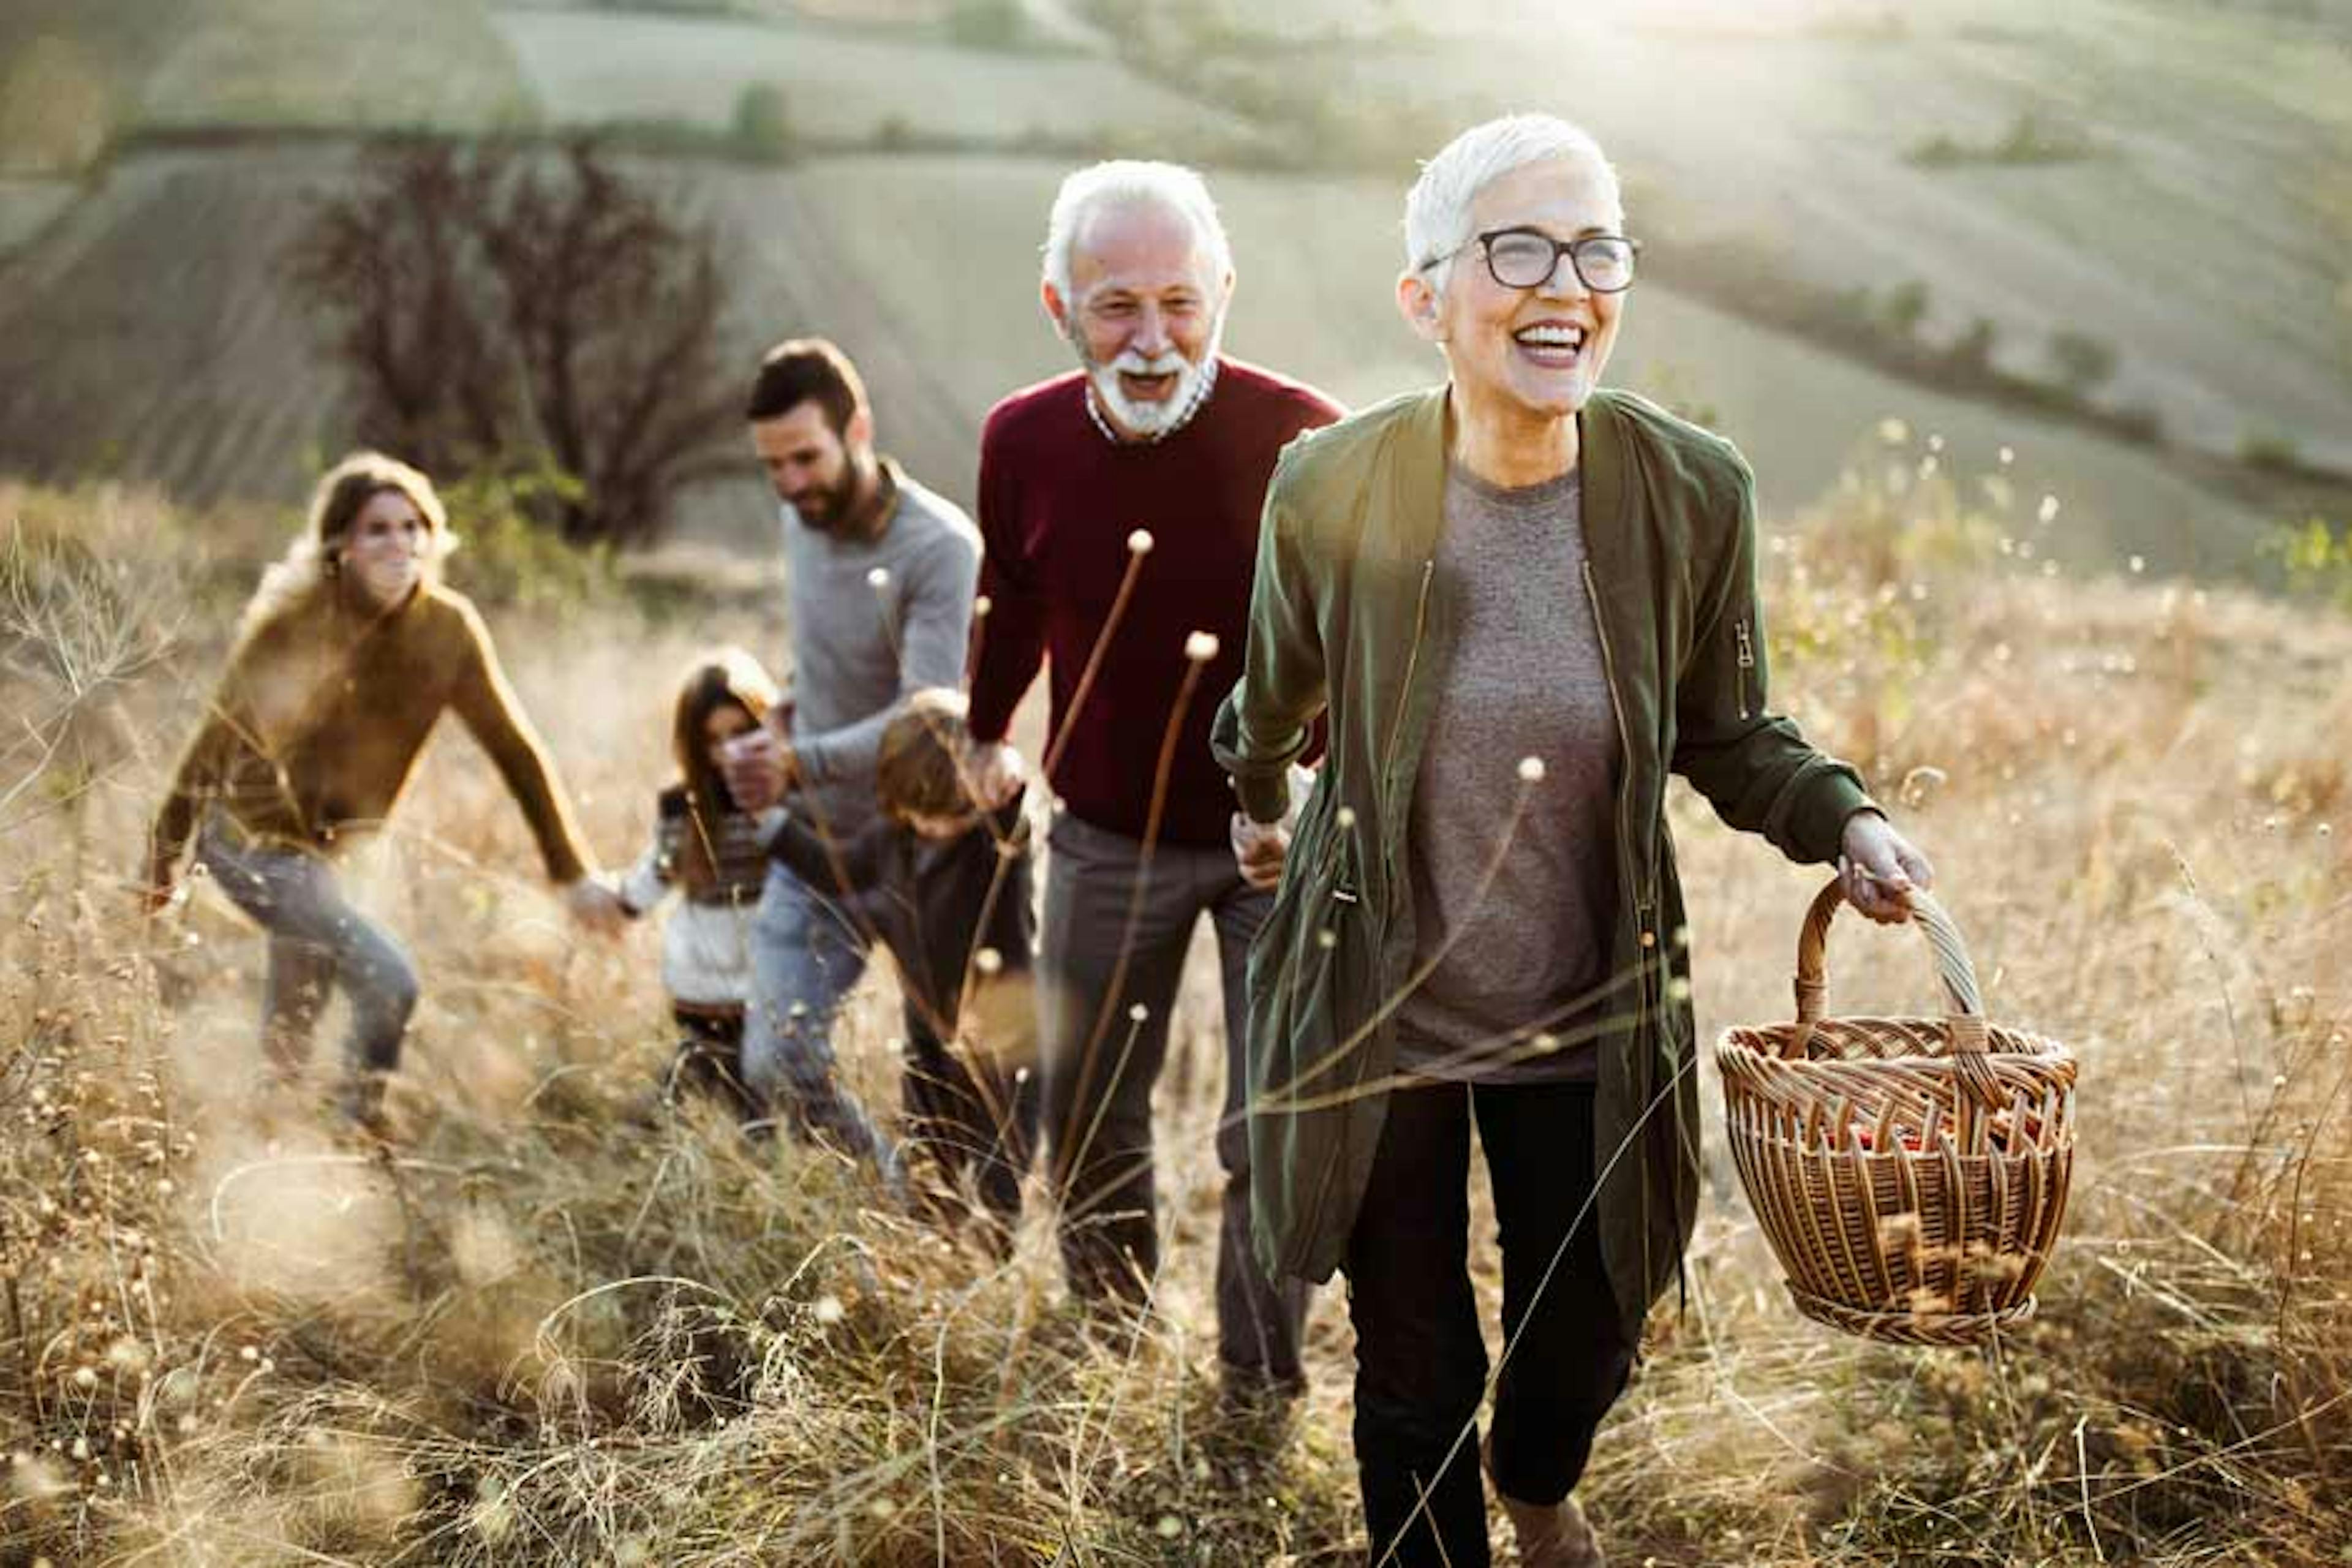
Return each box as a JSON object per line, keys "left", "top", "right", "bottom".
{"left": 968, "top": 358, "right": 1342, "bottom": 847}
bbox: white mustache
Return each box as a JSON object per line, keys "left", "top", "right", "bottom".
{"left": 1108, "top": 348, "right": 1189, "bottom": 377}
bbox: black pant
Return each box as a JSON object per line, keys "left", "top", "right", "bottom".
{"left": 1345, "top": 1079, "right": 1634, "bottom": 1568}
{"left": 899, "top": 1000, "right": 1037, "bottom": 1246}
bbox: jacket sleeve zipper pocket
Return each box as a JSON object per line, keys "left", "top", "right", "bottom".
{"left": 1733, "top": 615, "right": 1756, "bottom": 720}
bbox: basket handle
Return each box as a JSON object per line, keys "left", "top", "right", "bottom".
{"left": 1787, "top": 878, "right": 2003, "bottom": 1108}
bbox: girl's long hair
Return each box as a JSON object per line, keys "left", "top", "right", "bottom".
{"left": 671, "top": 649, "right": 782, "bottom": 894}
{"left": 236, "top": 451, "right": 451, "bottom": 643}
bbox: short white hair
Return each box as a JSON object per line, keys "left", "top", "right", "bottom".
{"left": 1041, "top": 160, "right": 1234, "bottom": 303}
{"left": 1404, "top": 115, "right": 1623, "bottom": 294}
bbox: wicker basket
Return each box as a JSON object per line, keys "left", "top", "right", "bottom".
{"left": 1717, "top": 880, "right": 2077, "bottom": 1346}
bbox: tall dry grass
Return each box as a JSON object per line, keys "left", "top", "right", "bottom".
{"left": 1, "top": 442, "right": 2345, "bottom": 1565}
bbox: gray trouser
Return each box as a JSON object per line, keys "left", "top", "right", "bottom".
{"left": 196, "top": 816, "right": 420, "bottom": 1081}
{"left": 1040, "top": 812, "right": 1310, "bottom": 1386}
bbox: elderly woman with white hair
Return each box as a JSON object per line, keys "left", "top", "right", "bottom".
{"left": 1213, "top": 116, "right": 1934, "bottom": 1564}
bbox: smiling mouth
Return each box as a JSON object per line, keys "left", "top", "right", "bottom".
{"left": 1118, "top": 370, "right": 1181, "bottom": 402}
{"left": 1512, "top": 322, "right": 1589, "bottom": 368}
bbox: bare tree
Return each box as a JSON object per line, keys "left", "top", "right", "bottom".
{"left": 287, "top": 137, "right": 744, "bottom": 547}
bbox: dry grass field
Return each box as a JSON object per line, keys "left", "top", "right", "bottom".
{"left": 2, "top": 439, "right": 2346, "bottom": 1562}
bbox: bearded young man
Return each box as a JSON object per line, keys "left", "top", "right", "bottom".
{"left": 721, "top": 338, "right": 1014, "bottom": 1194}
{"left": 962, "top": 161, "right": 1343, "bottom": 1403}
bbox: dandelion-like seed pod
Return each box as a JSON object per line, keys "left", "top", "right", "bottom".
{"left": 1716, "top": 880, "right": 2078, "bottom": 1347}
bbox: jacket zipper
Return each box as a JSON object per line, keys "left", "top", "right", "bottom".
{"left": 1583, "top": 558, "right": 1649, "bottom": 921}
{"left": 1382, "top": 559, "right": 1437, "bottom": 794}
{"left": 1583, "top": 556, "right": 1659, "bottom": 1050}
{"left": 1295, "top": 556, "right": 1432, "bottom": 1277}
{"left": 1734, "top": 615, "right": 1756, "bottom": 721}
{"left": 1375, "top": 558, "right": 1436, "bottom": 920}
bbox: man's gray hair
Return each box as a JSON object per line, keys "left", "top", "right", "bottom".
{"left": 1404, "top": 115, "right": 1623, "bottom": 293}
{"left": 1041, "top": 160, "right": 1234, "bottom": 303}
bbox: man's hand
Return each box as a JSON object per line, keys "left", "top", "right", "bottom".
{"left": 721, "top": 728, "right": 798, "bottom": 813}
{"left": 563, "top": 876, "right": 628, "bottom": 937}
{"left": 1839, "top": 810, "right": 1936, "bottom": 925}
{"left": 965, "top": 740, "right": 1027, "bottom": 810}
{"left": 1231, "top": 813, "right": 1290, "bottom": 891}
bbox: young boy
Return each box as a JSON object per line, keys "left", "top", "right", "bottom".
{"left": 766, "top": 688, "right": 1037, "bottom": 1238}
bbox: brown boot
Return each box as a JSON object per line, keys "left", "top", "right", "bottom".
{"left": 1485, "top": 1438, "right": 1605, "bottom": 1568}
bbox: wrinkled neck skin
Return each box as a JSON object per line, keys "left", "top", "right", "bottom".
{"left": 1445, "top": 379, "right": 1580, "bottom": 490}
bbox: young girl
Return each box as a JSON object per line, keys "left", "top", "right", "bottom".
{"left": 613, "top": 649, "right": 788, "bottom": 1121}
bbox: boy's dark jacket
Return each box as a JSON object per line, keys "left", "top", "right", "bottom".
{"left": 767, "top": 794, "right": 1035, "bottom": 1033}
{"left": 1210, "top": 385, "right": 1874, "bottom": 1340}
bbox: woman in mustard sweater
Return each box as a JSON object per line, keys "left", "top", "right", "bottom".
{"left": 145, "top": 451, "right": 622, "bottom": 1126}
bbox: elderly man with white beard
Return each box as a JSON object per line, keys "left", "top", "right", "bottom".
{"left": 963, "top": 160, "right": 1341, "bottom": 1404}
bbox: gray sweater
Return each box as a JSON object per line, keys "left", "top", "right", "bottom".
{"left": 782, "top": 461, "right": 980, "bottom": 837}
{"left": 1395, "top": 464, "right": 1619, "bottom": 1084}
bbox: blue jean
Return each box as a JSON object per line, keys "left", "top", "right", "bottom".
{"left": 196, "top": 816, "right": 420, "bottom": 1082}
{"left": 744, "top": 862, "right": 895, "bottom": 1174}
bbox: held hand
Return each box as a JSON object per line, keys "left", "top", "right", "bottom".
{"left": 1231, "top": 812, "right": 1291, "bottom": 891}
{"left": 1839, "top": 810, "right": 1936, "bottom": 925}
{"left": 138, "top": 870, "right": 176, "bottom": 917}
{"left": 721, "top": 728, "right": 796, "bottom": 812}
{"left": 965, "top": 741, "right": 1027, "bottom": 810}
{"left": 564, "top": 876, "right": 628, "bottom": 938}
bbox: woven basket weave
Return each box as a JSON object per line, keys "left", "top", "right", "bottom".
{"left": 1717, "top": 880, "right": 2078, "bottom": 1346}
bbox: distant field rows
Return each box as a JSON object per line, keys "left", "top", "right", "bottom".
{"left": 486, "top": 7, "right": 1254, "bottom": 148}
{"left": 1243, "top": 0, "right": 2352, "bottom": 470}
{"left": 0, "top": 145, "right": 2290, "bottom": 578}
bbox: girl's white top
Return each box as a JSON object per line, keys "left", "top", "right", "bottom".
{"left": 614, "top": 801, "right": 783, "bottom": 1009}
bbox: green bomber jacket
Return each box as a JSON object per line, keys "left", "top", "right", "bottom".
{"left": 1210, "top": 383, "right": 1874, "bottom": 1338}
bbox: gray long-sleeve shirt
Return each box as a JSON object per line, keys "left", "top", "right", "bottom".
{"left": 782, "top": 461, "right": 979, "bottom": 837}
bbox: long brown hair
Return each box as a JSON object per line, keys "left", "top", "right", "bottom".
{"left": 671, "top": 648, "right": 781, "bottom": 893}
{"left": 238, "top": 450, "right": 451, "bottom": 641}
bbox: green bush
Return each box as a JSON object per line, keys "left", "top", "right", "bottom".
{"left": 1942, "top": 315, "right": 1999, "bottom": 376}
{"left": 439, "top": 464, "right": 617, "bottom": 616}
{"left": 2047, "top": 328, "right": 2117, "bottom": 394}
{"left": 1907, "top": 109, "right": 2094, "bottom": 168}
{"left": 1877, "top": 279, "right": 1931, "bottom": 339}
{"left": 2266, "top": 514, "right": 2352, "bottom": 607}
{"left": 947, "top": 0, "right": 1023, "bottom": 50}
{"left": 729, "top": 81, "right": 793, "bottom": 162}
{"left": 2239, "top": 429, "right": 2303, "bottom": 472}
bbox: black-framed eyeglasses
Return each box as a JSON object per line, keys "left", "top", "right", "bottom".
{"left": 1425, "top": 228, "right": 1642, "bottom": 293}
